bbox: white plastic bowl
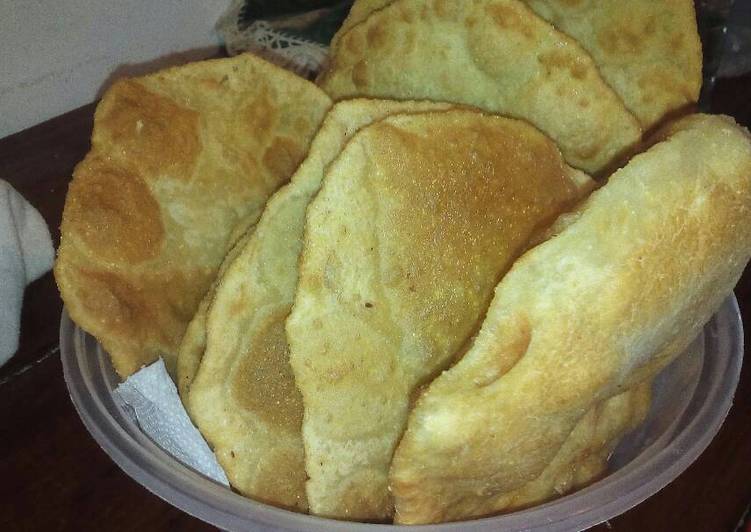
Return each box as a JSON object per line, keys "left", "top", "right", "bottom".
{"left": 60, "top": 295, "right": 743, "bottom": 531}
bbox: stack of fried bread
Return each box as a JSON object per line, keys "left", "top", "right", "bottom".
{"left": 55, "top": 0, "right": 751, "bottom": 525}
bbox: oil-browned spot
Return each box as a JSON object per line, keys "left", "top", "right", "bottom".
{"left": 487, "top": 3, "right": 534, "bottom": 39}
{"left": 539, "top": 50, "right": 589, "bottom": 80}
{"left": 70, "top": 268, "right": 166, "bottom": 378}
{"left": 198, "top": 76, "right": 224, "bottom": 91}
{"left": 241, "top": 446, "right": 307, "bottom": 510}
{"left": 263, "top": 136, "right": 305, "bottom": 178}
{"left": 294, "top": 116, "right": 311, "bottom": 134}
{"left": 571, "top": 62, "right": 588, "bottom": 80}
{"left": 670, "top": 32, "right": 684, "bottom": 51}
{"left": 403, "top": 27, "right": 417, "bottom": 52}
{"left": 158, "top": 266, "right": 212, "bottom": 325}
{"left": 73, "top": 268, "right": 145, "bottom": 338}
{"left": 66, "top": 156, "right": 164, "bottom": 264}
{"left": 597, "top": 26, "right": 642, "bottom": 56}
{"left": 244, "top": 87, "right": 276, "bottom": 137}
{"left": 637, "top": 70, "right": 690, "bottom": 105}
{"left": 643, "top": 16, "right": 657, "bottom": 37}
{"left": 97, "top": 80, "right": 200, "bottom": 178}
{"left": 344, "top": 30, "right": 365, "bottom": 55}
{"left": 399, "top": 5, "right": 414, "bottom": 24}
{"left": 352, "top": 60, "right": 370, "bottom": 90}
{"left": 433, "top": 0, "right": 456, "bottom": 20}
{"left": 229, "top": 294, "right": 247, "bottom": 317}
{"left": 367, "top": 22, "right": 388, "bottom": 49}
{"left": 232, "top": 316, "right": 304, "bottom": 431}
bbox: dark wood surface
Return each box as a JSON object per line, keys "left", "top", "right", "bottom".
{"left": 1, "top": 76, "right": 750, "bottom": 532}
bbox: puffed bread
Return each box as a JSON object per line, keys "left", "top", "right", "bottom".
{"left": 390, "top": 114, "right": 751, "bottom": 523}
{"left": 330, "top": 0, "right": 702, "bottom": 130}
{"left": 318, "top": 0, "right": 642, "bottom": 174}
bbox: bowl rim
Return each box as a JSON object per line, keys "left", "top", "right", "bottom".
{"left": 60, "top": 295, "right": 743, "bottom": 531}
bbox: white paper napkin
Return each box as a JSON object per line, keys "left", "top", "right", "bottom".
{"left": 115, "top": 359, "right": 230, "bottom": 486}
{"left": 0, "top": 179, "right": 54, "bottom": 366}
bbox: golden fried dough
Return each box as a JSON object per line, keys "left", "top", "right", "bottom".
{"left": 499, "top": 380, "right": 652, "bottom": 510}
{"left": 176, "top": 227, "right": 256, "bottom": 401}
{"left": 523, "top": 0, "right": 701, "bottom": 129}
{"left": 318, "top": 0, "right": 642, "bottom": 174}
{"left": 185, "top": 99, "right": 454, "bottom": 511}
{"left": 330, "top": 0, "right": 701, "bottom": 130}
{"left": 395, "top": 379, "right": 652, "bottom": 522}
{"left": 390, "top": 114, "right": 751, "bottom": 524}
{"left": 175, "top": 288, "right": 212, "bottom": 402}
{"left": 55, "top": 53, "right": 331, "bottom": 378}
{"left": 329, "top": 0, "right": 392, "bottom": 50}
{"left": 286, "top": 109, "right": 594, "bottom": 520}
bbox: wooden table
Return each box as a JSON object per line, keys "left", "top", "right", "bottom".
{"left": 1, "top": 77, "right": 750, "bottom": 531}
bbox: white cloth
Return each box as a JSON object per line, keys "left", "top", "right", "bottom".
{"left": 115, "top": 359, "right": 230, "bottom": 486}
{"left": 0, "top": 179, "right": 54, "bottom": 366}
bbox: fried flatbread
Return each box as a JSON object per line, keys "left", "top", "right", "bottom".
{"left": 55, "top": 53, "right": 331, "bottom": 378}
{"left": 390, "top": 114, "right": 751, "bottom": 524}
{"left": 176, "top": 287, "right": 213, "bottom": 401}
{"left": 185, "top": 99, "right": 454, "bottom": 511}
{"left": 395, "top": 379, "right": 652, "bottom": 522}
{"left": 329, "top": 0, "right": 392, "bottom": 50}
{"left": 499, "top": 380, "right": 652, "bottom": 510}
{"left": 318, "top": 0, "right": 642, "bottom": 174}
{"left": 286, "top": 109, "right": 594, "bottom": 519}
{"left": 329, "top": 0, "right": 701, "bottom": 130}
{"left": 176, "top": 226, "right": 256, "bottom": 401}
{"left": 523, "top": 0, "right": 701, "bottom": 129}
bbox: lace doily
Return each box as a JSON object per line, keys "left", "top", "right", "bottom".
{"left": 217, "top": 1, "right": 338, "bottom": 78}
